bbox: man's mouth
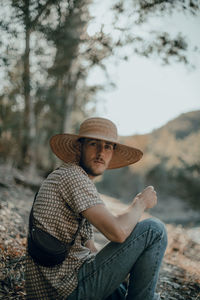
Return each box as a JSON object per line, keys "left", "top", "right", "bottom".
{"left": 93, "top": 159, "right": 105, "bottom": 165}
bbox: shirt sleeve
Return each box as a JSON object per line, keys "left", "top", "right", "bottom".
{"left": 58, "top": 165, "right": 104, "bottom": 214}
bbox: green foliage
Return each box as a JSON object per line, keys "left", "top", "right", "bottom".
{"left": 112, "top": 0, "right": 199, "bottom": 66}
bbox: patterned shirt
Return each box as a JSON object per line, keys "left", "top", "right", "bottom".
{"left": 25, "top": 163, "right": 104, "bottom": 299}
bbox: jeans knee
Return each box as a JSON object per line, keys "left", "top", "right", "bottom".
{"left": 141, "top": 218, "right": 168, "bottom": 248}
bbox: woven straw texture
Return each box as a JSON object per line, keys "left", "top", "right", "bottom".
{"left": 50, "top": 118, "right": 143, "bottom": 169}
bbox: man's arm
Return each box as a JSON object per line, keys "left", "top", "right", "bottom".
{"left": 82, "top": 186, "right": 157, "bottom": 243}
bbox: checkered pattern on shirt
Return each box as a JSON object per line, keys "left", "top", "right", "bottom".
{"left": 25, "top": 163, "right": 104, "bottom": 299}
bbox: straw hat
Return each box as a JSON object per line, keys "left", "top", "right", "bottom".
{"left": 50, "top": 117, "right": 143, "bottom": 169}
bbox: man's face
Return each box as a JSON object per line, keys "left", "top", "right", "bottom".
{"left": 80, "top": 138, "right": 114, "bottom": 179}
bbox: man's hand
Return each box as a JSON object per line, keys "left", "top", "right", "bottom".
{"left": 134, "top": 186, "right": 157, "bottom": 210}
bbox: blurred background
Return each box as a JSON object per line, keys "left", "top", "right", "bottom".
{"left": 0, "top": 0, "right": 200, "bottom": 224}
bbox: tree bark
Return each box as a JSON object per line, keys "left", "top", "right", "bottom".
{"left": 63, "top": 87, "right": 75, "bottom": 133}
{"left": 63, "top": 71, "right": 79, "bottom": 133}
{"left": 22, "top": 0, "right": 31, "bottom": 164}
{"left": 22, "top": 0, "right": 37, "bottom": 174}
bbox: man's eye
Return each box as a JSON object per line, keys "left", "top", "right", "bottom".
{"left": 105, "top": 144, "right": 113, "bottom": 150}
{"left": 89, "top": 142, "right": 96, "bottom": 146}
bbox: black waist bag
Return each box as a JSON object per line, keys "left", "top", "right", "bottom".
{"left": 27, "top": 193, "right": 82, "bottom": 267}
{"left": 27, "top": 227, "right": 72, "bottom": 267}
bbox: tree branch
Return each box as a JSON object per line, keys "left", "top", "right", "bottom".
{"left": 31, "top": 0, "right": 55, "bottom": 29}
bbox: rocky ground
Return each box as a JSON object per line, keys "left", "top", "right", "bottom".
{"left": 0, "top": 165, "right": 200, "bottom": 299}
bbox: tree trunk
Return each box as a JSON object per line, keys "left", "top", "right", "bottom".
{"left": 22, "top": 15, "right": 31, "bottom": 164}
{"left": 22, "top": 0, "right": 37, "bottom": 174}
{"left": 63, "top": 88, "right": 75, "bottom": 133}
{"left": 63, "top": 72, "right": 79, "bottom": 133}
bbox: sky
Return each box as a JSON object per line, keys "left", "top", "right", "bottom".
{"left": 95, "top": 55, "right": 200, "bottom": 136}
{"left": 87, "top": 1, "right": 200, "bottom": 136}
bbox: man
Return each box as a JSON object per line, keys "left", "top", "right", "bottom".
{"left": 26, "top": 117, "right": 167, "bottom": 300}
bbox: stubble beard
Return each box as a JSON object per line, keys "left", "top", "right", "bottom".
{"left": 79, "top": 158, "right": 106, "bottom": 178}
{"left": 81, "top": 162, "right": 105, "bottom": 178}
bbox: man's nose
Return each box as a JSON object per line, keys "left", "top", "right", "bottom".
{"left": 96, "top": 143, "right": 104, "bottom": 156}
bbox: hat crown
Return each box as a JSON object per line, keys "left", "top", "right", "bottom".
{"left": 79, "top": 117, "right": 118, "bottom": 143}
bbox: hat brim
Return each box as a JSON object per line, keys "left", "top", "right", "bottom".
{"left": 50, "top": 134, "right": 143, "bottom": 169}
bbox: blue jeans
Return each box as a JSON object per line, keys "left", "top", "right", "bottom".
{"left": 67, "top": 218, "right": 167, "bottom": 300}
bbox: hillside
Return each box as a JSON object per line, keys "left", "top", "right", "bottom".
{"left": 96, "top": 110, "right": 200, "bottom": 219}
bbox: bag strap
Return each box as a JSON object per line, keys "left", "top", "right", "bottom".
{"left": 29, "top": 192, "right": 84, "bottom": 246}
{"left": 69, "top": 218, "right": 84, "bottom": 246}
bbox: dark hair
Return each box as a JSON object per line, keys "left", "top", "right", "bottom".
{"left": 78, "top": 137, "right": 85, "bottom": 144}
